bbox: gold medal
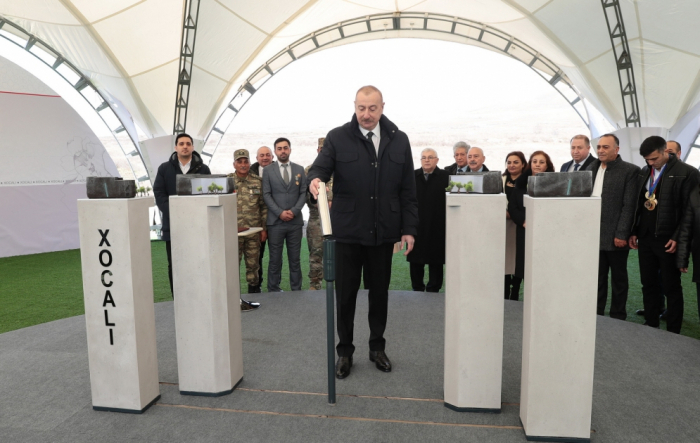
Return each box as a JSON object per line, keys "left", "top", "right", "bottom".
{"left": 644, "top": 194, "right": 657, "bottom": 210}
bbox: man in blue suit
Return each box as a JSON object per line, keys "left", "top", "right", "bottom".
{"left": 262, "top": 137, "right": 307, "bottom": 292}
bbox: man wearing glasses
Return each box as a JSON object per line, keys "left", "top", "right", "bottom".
{"left": 407, "top": 148, "right": 449, "bottom": 292}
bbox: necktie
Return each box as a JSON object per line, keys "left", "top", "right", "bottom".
{"left": 574, "top": 163, "right": 581, "bottom": 171}
{"left": 366, "top": 131, "right": 374, "bottom": 142}
{"left": 459, "top": 168, "right": 465, "bottom": 174}
{"left": 282, "top": 164, "right": 289, "bottom": 185}
{"left": 424, "top": 173, "right": 429, "bottom": 181}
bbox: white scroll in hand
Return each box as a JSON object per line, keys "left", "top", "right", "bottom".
{"left": 317, "top": 182, "right": 332, "bottom": 236}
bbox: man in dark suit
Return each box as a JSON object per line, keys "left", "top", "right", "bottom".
{"left": 153, "top": 133, "right": 211, "bottom": 297}
{"left": 249, "top": 145, "right": 274, "bottom": 292}
{"left": 587, "top": 134, "right": 640, "bottom": 320}
{"left": 308, "top": 85, "right": 418, "bottom": 379}
{"left": 444, "top": 141, "right": 470, "bottom": 175}
{"left": 465, "top": 146, "right": 489, "bottom": 172}
{"left": 262, "top": 138, "right": 307, "bottom": 292}
{"left": 560, "top": 135, "right": 595, "bottom": 172}
{"left": 408, "top": 148, "right": 449, "bottom": 292}
{"left": 629, "top": 136, "right": 699, "bottom": 333}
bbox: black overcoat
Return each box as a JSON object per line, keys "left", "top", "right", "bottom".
{"left": 407, "top": 167, "right": 449, "bottom": 264}
{"left": 505, "top": 171, "right": 528, "bottom": 278}
{"left": 153, "top": 151, "right": 211, "bottom": 241}
{"left": 307, "top": 114, "right": 419, "bottom": 246}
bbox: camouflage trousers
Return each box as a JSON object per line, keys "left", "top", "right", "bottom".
{"left": 238, "top": 233, "right": 261, "bottom": 286}
{"left": 307, "top": 217, "right": 324, "bottom": 290}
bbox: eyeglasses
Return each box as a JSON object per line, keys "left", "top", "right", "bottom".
{"left": 420, "top": 156, "right": 437, "bottom": 160}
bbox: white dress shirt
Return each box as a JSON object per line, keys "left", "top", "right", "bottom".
{"left": 179, "top": 159, "right": 191, "bottom": 174}
{"left": 278, "top": 161, "right": 291, "bottom": 182}
{"left": 359, "top": 124, "right": 380, "bottom": 155}
{"left": 591, "top": 163, "right": 605, "bottom": 197}
{"left": 645, "top": 166, "right": 665, "bottom": 191}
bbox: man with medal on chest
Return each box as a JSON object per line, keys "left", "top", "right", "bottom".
{"left": 629, "top": 136, "right": 699, "bottom": 333}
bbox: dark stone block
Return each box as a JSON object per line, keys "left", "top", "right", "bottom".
{"left": 176, "top": 174, "right": 235, "bottom": 195}
{"left": 86, "top": 177, "right": 136, "bottom": 199}
{"left": 527, "top": 171, "right": 593, "bottom": 197}
{"left": 448, "top": 171, "right": 503, "bottom": 194}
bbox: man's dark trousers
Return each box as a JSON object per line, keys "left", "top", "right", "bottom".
{"left": 165, "top": 240, "right": 173, "bottom": 297}
{"left": 597, "top": 250, "right": 629, "bottom": 320}
{"left": 409, "top": 263, "right": 443, "bottom": 292}
{"left": 335, "top": 242, "right": 394, "bottom": 357}
{"left": 638, "top": 236, "right": 683, "bottom": 333}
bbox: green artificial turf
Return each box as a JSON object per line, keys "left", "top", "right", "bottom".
{"left": 1, "top": 243, "right": 698, "bottom": 340}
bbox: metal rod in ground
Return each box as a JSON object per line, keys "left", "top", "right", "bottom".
{"left": 323, "top": 237, "right": 336, "bottom": 404}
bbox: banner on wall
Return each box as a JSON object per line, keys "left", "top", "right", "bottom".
{"left": 0, "top": 91, "right": 121, "bottom": 257}
{"left": 0, "top": 92, "right": 118, "bottom": 187}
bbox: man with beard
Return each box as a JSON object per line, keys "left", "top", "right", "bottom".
{"left": 153, "top": 133, "right": 211, "bottom": 296}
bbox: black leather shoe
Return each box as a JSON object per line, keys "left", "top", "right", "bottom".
{"left": 660, "top": 309, "right": 668, "bottom": 321}
{"left": 636, "top": 309, "right": 645, "bottom": 316}
{"left": 369, "top": 351, "right": 392, "bottom": 372}
{"left": 240, "top": 299, "right": 260, "bottom": 312}
{"left": 335, "top": 356, "right": 352, "bottom": 379}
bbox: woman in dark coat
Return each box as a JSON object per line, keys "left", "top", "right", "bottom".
{"left": 504, "top": 150, "right": 555, "bottom": 300}
{"left": 407, "top": 149, "right": 450, "bottom": 292}
{"left": 504, "top": 151, "right": 528, "bottom": 300}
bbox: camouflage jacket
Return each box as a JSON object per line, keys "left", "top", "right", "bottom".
{"left": 305, "top": 165, "right": 333, "bottom": 219}
{"left": 230, "top": 172, "right": 267, "bottom": 230}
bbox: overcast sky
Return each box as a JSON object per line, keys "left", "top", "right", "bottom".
{"left": 212, "top": 38, "right": 590, "bottom": 172}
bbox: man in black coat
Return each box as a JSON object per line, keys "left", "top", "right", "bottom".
{"left": 587, "top": 134, "right": 640, "bottom": 320}
{"left": 249, "top": 146, "right": 274, "bottom": 291}
{"left": 465, "top": 146, "right": 489, "bottom": 172}
{"left": 408, "top": 148, "right": 448, "bottom": 292}
{"left": 153, "top": 133, "right": 211, "bottom": 296}
{"left": 560, "top": 134, "right": 595, "bottom": 172}
{"left": 308, "top": 85, "right": 419, "bottom": 379}
{"left": 444, "top": 141, "right": 470, "bottom": 175}
{"left": 629, "top": 135, "right": 699, "bottom": 333}
{"left": 676, "top": 182, "right": 700, "bottom": 322}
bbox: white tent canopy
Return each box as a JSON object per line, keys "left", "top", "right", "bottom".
{"left": 2, "top": 0, "right": 699, "bottom": 145}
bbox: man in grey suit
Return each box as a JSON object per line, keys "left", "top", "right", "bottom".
{"left": 262, "top": 137, "right": 307, "bottom": 292}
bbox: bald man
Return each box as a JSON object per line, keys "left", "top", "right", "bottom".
{"left": 466, "top": 147, "right": 488, "bottom": 172}
{"left": 249, "top": 145, "right": 274, "bottom": 292}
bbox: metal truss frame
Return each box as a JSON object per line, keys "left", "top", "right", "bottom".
{"left": 0, "top": 17, "right": 150, "bottom": 184}
{"left": 601, "top": 0, "right": 641, "bottom": 127}
{"left": 173, "top": 0, "right": 201, "bottom": 135}
{"left": 201, "top": 11, "right": 590, "bottom": 164}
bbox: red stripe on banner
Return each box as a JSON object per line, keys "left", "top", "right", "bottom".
{"left": 0, "top": 90, "right": 61, "bottom": 98}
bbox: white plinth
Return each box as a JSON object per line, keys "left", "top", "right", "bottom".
{"left": 77, "top": 197, "right": 160, "bottom": 413}
{"left": 444, "top": 193, "right": 506, "bottom": 412}
{"left": 170, "top": 194, "right": 243, "bottom": 396}
{"left": 520, "top": 196, "right": 600, "bottom": 442}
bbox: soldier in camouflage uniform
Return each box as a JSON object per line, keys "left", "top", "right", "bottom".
{"left": 230, "top": 149, "right": 267, "bottom": 311}
{"left": 305, "top": 138, "right": 333, "bottom": 290}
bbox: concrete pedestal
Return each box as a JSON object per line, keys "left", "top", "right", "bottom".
{"left": 520, "top": 196, "right": 600, "bottom": 442}
{"left": 77, "top": 197, "right": 160, "bottom": 413}
{"left": 170, "top": 194, "right": 243, "bottom": 396}
{"left": 444, "top": 193, "right": 506, "bottom": 412}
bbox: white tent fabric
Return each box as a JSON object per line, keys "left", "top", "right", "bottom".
{"left": 1, "top": 0, "right": 699, "bottom": 141}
